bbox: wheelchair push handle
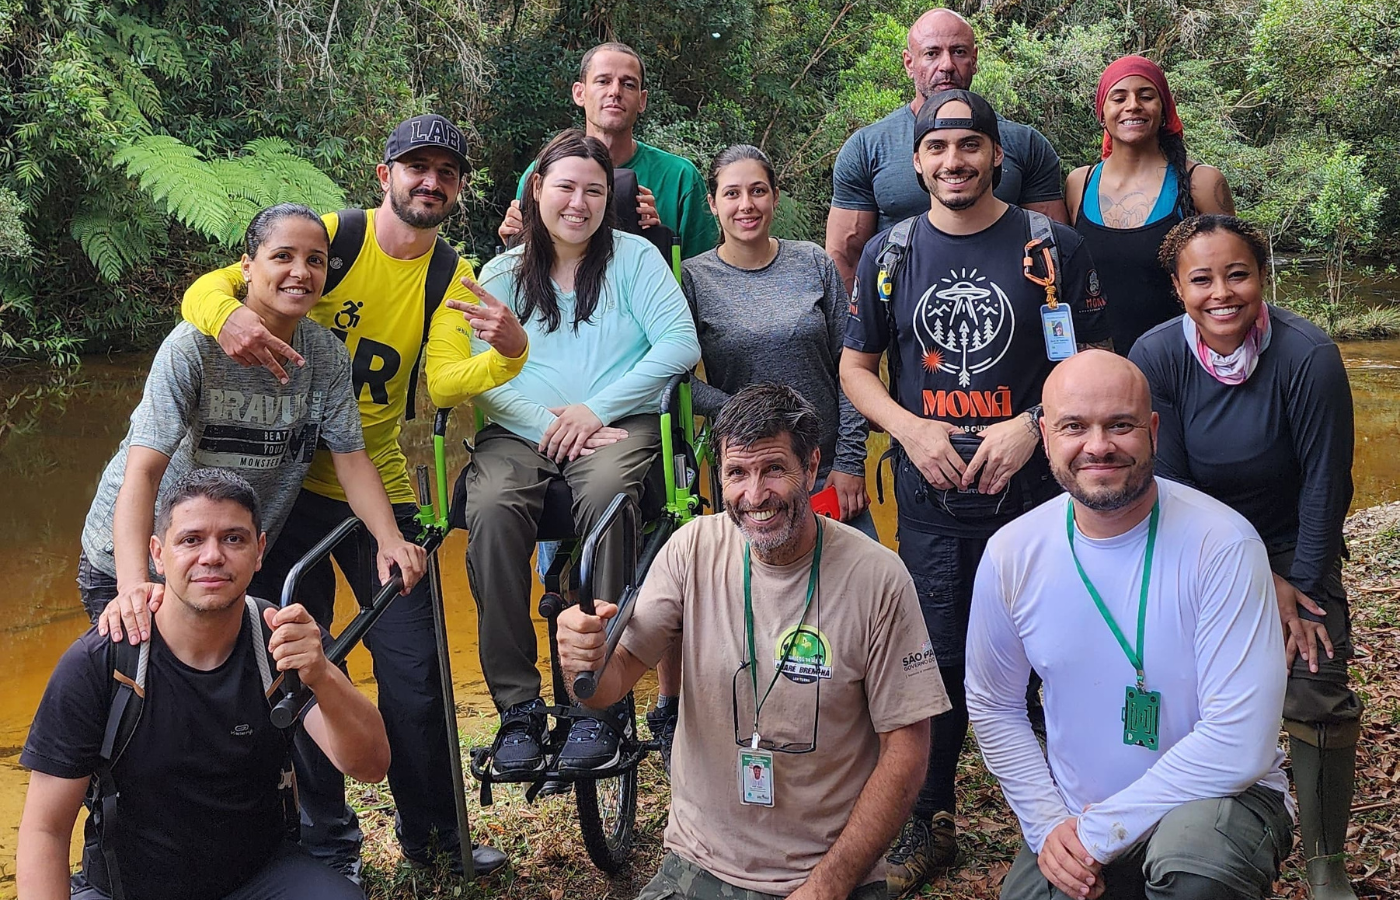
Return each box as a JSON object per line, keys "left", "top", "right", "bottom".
{"left": 572, "top": 492, "right": 640, "bottom": 700}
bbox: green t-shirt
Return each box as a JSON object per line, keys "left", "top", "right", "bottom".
{"left": 516, "top": 139, "right": 717, "bottom": 259}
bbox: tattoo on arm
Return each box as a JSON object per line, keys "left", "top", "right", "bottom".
{"left": 1215, "top": 176, "right": 1236, "bottom": 215}
{"left": 1077, "top": 338, "right": 1115, "bottom": 353}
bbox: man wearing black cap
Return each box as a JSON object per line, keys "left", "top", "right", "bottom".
{"left": 840, "top": 90, "right": 1111, "bottom": 897}
{"left": 166, "top": 113, "right": 526, "bottom": 879}
{"left": 825, "top": 9, "right": 1067, "bottom": 294}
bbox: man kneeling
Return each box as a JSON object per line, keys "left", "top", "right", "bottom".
{"left": 18, "top": 469, "right": 390, "bottom": 900}
{"left": 966, "top": 351, "right": 1292, "bottom": 900}
{"left": 559, "top": 384, "right": 949, "bottom": 899}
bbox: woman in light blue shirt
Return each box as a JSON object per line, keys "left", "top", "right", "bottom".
{"left": 452, "top": 129, "right": 700, "bottom": 778}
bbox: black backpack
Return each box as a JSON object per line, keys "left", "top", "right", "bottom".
{"left": 323, "top": 207, "right": 459, "bottom": 420}
{"left": 86, "top": 597, "right": 297, "bottom": 900}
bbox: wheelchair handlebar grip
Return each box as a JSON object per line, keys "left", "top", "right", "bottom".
{"left": 573, "top": 670, "right": 598, "bottom": 701}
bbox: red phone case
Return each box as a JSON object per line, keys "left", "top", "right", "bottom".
{"left": 810, "top": 485, "right": 841, "bottom": 519}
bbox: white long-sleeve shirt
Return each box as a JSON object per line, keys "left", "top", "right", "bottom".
{"left": 966, "top": 477, "right": 1291, "bottom": 863}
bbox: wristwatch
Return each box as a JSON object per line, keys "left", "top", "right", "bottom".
{"left": 1024, "top": 404, "right": 1045, "bottom": 441}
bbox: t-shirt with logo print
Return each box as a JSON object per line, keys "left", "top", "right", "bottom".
{"left": 81, "top": 320, "right": 363, "bottom": 578}
{"left": 20, "top": 614, "right": 313, "bottom": 900}
{"left": 619, "top": 515, "right": 951, "bottom": 895}
{"left": 845, "top": 205, "right": 1110, "bottom": 537}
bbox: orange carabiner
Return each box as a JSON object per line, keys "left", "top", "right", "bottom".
{"left": 1023, "top": 239, "right": 1058, "bottom": 309}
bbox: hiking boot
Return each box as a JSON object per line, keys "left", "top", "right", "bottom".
{"left": 885, "top": 812, "right": 958, "bottom": 897}
{"left": 558, "top": 701, "right": 630, "bottom": 772}
{"left": 645, "top": 699, "right": 679, "bottom": 776}
{"left": 491, "top": 698, "right": 547, "bottom": 777}
{"left": 403, "top": 842, "right": 509, "bottom": 878}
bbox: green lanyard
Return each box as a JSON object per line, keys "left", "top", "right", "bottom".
{"left": 743, "top": 519, "right": 823, "bottom": 748}
{"left": 1065, "top": 501, "right": 1159, "bottom": 689}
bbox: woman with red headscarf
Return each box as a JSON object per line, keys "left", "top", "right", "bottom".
{"left": 1067, "top": 55, "right": 1236, "bottom": 354}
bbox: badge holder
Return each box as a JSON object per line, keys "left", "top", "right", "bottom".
{"left": 1123, "top": 683, "right": 1162, "bottom": 751}
{"left": 739, "top": 740, "right": 776, "bottom": 807}
{"left": 1025, "top": 238, "right": 1076, "bottom": 361}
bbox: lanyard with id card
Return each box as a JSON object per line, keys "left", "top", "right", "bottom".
{"left": 1067, "top": 501, "right": 1162, "bottom": 751}
{"left": 1025, "top": 235, "right": 1076, "bottom": 361}
{"left": 737, "top": 520, "right": 823, "bottom": 806}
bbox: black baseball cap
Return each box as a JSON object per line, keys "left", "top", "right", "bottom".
{"left": 384, "top": 114, "right": 468, "bottom": 171}
{"left": 912, "top": 89, "right": 1002, "bottom": 191}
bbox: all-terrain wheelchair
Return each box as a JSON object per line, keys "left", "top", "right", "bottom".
{"left": 448, "top": 372, "right": 703, "bottom": 873}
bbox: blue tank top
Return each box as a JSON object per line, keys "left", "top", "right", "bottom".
{"left": 1082, "top": 163, "right": 1179, "bottom": 226}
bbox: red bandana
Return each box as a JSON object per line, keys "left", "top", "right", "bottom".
{"left": 1095, "top": 55, "right": 1183, "bottom": 159}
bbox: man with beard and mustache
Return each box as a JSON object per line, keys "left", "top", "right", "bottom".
{"left": 965, "top": 350, "right": 1293, "bottom": 900}
{"left": 841, "top": 90, "right": 1111, "bottom": 896}
{"left": 556, "top": 384, "right": 949, "bottom": 900}
{"left": 826, "top": 8, "right": 1066, "bottom": 293}
{"left": 171, "top": 114, "right": 524, "bottom": 879}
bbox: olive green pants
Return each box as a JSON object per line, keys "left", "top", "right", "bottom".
{"left": 462, "top": 415, "right": 660, "bottom": 711}
{"left": 999, "top": 785, "right": 1292, "bottom": 900}
{"left": 636, "top": 852, "right": 888, "bottom": 900}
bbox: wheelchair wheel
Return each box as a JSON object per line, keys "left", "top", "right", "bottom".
{"left": 575, "top": 692, "right": 638, "bottom": 873}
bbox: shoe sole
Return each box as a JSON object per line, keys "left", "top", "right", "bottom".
{"left": 490, "top": 761, "right": 546, "bottom": 779}
{"left": 556, "top": 746, "right": 623, "bottom": 774}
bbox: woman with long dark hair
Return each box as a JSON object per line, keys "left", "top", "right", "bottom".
{"left": 428, "top": 128, "right": 700, "bottom": 776}
{"left": 683, "top": 144, "right": 875, "bottom": 538}
{"left": 1068, "top": 56, "right": 1235, "bottom": 354}
{"left": 1131, "top": 215, "right": 1360, "bottom": 900}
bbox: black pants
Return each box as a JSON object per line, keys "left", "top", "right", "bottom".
{"left": 252, "top": 489, "right": 459, "bottom": 867}
{"left": 71, "top": 842, "right": 363, "bottom": 900}
{"left": 897, "top": 528, "right": 985, "bottom": 819}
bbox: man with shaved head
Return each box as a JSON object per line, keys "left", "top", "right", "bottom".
{"left": 826, "top": 8, "right": 1067, "bottom": 292}
{"left": 965, "top": 351, "right": 1293, "bottom": 900}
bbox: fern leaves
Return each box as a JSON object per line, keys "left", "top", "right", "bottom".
{"left": 98, "top": 134, "right": 347, "bottom": 276}
{"left": 113, "top": 135, "right": 234, "bottom": 239}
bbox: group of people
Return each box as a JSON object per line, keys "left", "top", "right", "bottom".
{"left": 15, "top": 9, "right": 1361, "bottom": 900}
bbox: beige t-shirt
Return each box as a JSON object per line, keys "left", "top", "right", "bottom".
{"left": 621, "top": 515, "right": 951, "bottom": 895}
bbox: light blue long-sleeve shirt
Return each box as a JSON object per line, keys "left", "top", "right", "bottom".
{"left": 472, "top": 230, "right": 701, "bottom": 444}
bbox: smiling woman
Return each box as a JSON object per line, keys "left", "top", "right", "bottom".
{"left": 1131, "top": 214, "right": 1364, "bottom": 900}
{"left": 1067, "top": 55, "right": 1236, "bottom": 355}
{"left": 426, "top": 127, "right": 701, "bottom": 779}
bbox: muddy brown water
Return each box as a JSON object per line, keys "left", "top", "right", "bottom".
{"left": 0, "top": 339, "right": 1396, "bottom": 892}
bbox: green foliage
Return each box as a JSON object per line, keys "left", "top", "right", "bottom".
{"left": 3, "top": 0, "right": 1400, "bottom": 364}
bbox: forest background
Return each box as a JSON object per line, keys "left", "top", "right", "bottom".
{"left": 1, "top": 0, "right": 1396, "bottom": 366}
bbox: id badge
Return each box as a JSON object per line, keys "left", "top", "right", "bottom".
{"left": 738, "top": 748, "right": 775, "bottom": 806}
{"left": 1122, "top": 685, "right": 1162, "bottom": 751}
{"left": 1040, "top": 303, "right": 1078, "bottom": 361}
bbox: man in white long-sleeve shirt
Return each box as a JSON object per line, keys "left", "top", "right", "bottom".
{"left": 966, "top": 350, "right": 1293, "bottom": 900}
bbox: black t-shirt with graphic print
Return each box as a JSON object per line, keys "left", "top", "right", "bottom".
{"left": 845, "top": 205, "right": 1110, "bottom": 537}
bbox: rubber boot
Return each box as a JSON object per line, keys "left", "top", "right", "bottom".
{"left": 1289, "top": 724, "right": 1359, "bottom": 900}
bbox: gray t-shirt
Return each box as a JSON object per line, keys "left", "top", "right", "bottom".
{"left": 831, "top": 105, "right": 1063, "bottom": 233}
{"left": 681, "top": 240, "right": 868, "bottom": 477}
{"left": 81, "top": 320, "right": 364, "bottom": 578}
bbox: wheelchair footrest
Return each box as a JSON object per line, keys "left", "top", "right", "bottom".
{"left": 467, "top": 744, "right": 650, "bottom": 786}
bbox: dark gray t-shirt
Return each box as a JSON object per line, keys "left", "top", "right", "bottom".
{"left": 81, "top": 320, "right": 364, "bottom": 577}
{"left": 831, "top": 105, "right": 1063, "bottom": 233}
{"left": 682, "top": 240, "right": 868, "bottom": 477}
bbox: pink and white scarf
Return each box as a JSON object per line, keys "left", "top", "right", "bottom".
{"left": 1181, "top": 304, "right": 1273, "bottom": 385}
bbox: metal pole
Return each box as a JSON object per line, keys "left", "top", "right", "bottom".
{"left": 419, "top": 464, "right": 475, "bottom": 877}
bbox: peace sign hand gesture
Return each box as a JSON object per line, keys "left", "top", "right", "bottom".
{"left": 446, "top": 275, "right": 528, "bottom": 360}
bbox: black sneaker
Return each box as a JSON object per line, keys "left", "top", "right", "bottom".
{"left": 558, "top": 701, "right": 630, "bottom": 772}
{"left": 491, "top": 698, "right": 547, "bottom": 777}
{"left": 403, "top": 842, "right": 508, "bottom": 878}
{"left": 645, "top": 700, "right": 679, "bottom": 776}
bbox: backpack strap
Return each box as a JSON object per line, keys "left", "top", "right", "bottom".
{"left": 245, "top": 596, "right": 300, "bottom": 842}
{"left": 324, "top": 209, "right": 367, "bottom": 297}
{"left": 873, "top": 215, "right": 921, "bottom": 408}
{"left": 89, "top": 637, "right": 149, "bottom": 900}
{"left": 404, "top": 236, "right": 458, "bottom": 422}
